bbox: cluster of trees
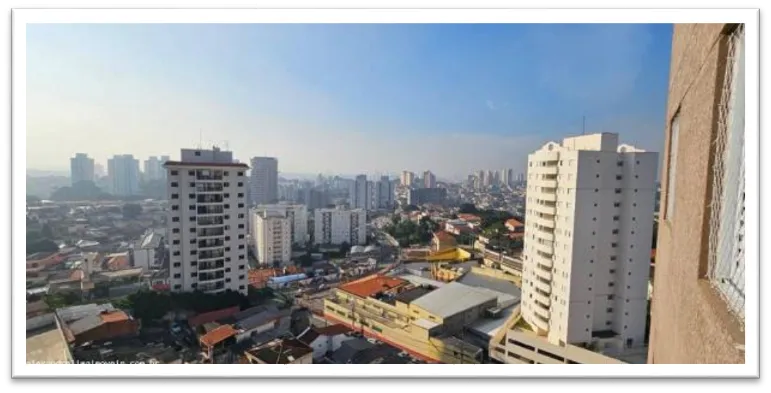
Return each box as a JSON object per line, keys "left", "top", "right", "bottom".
{"left": 43, "top": 291, "right": 82, "bottom": 309}
{"left": 27, "top": 224, "right": 59, "bottom": 254}
{"left": 384, "top": 215, "right": 439, "bottom": 247}
{"left": 113, "top": 289, "right": 259, "bottom": 324}
{"left": 50, "top": 181, "right": 114, "bottom": 201}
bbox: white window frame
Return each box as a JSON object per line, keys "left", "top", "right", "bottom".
{"left": 707, "top": 25, "right": 745, "bottom": 324}
{"left": 665, "top": 113, "right": 679, "bottom": 222}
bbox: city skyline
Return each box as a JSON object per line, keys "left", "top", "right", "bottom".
{"left": 26, "top": 23, "right": 672, "bottom": 180}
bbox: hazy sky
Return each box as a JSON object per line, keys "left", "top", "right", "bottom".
{"left": 26, "top": 23, "right": 672, "bottom": 180}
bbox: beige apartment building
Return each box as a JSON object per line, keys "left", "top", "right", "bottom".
{"left": 648, "top": 23, "right": 745, "bottom": 364}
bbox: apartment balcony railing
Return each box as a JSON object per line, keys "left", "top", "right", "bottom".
{"left": 197, "top": 195, "right": 224, "bottom": 204}
{"left": 198, "top": 260, "right": 225, "bottom": 271}
{"left": 534, "top": 278, "right": 551, "bottom": 294}
{"left": 199, "top": 250, "right": 225, "bottom": 260}
{"left": 198, "top": 206, "right": 224, "bottom": 215}
{"left": 198, "top": 217, "right": 224, "bottom": 226}
{"left": 534, "top": 304, "right": 550, "bottom": 320}
{"left": 196, "top": 184, "right": 224, "bottom": 193}
{"left": 199, "top": 273, "right": 225, "bottom": 283}
{"left": 196, "top": 170, "right": 224, "bottom": 181}
{"left": 198, "top": 282, "right": 226, "bottom": 292}
{"left": 534, "top": 290, "right": 551, "bottom": 307}
{"left": 198, "top": 228, "right": 225, "bottom": 238}
{"left": 198, "top": 240, "right": 225, "bottom": 249}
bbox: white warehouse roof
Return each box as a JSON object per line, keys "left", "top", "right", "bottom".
{"left": 410, "top": 281, "right": 498, "bottom": 319}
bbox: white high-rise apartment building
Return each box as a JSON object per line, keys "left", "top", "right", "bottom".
{"left": 250, "top": 157, "right": 278, "bottom": 206}
{"left": 313, "top": 208, "right": 367, "bottom": 246}
{"left": 522, "top": 133, "right": 657, "bottom": 350}
{"left": 165, "top": 147, "right": 249, "bottom": 295}
{"left": 423, "top": 171, "right": 436, "bottom": 189}
{"left": 252, "top": 210, "right": 291, "bottom": 267}
{"left": 400, "top": 171, "right": 415, "bottom": 187}
{"left": 107, "top": 154, "right": 140, "bottom": 196}
{"left": 255, "top": 204, "right": 308, "bottom": 245}
{"left": 348, "top": 174, "right": 369, "bottom": 210}
{"left": 70, "top": 153, "right": 95, "bottom": 185}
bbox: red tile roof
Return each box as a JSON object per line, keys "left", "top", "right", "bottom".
{"left": 100, "top": 310, "right": 130, "bottom": 323}
{"left": 315, "top": 324, "right": 352, "bottom": 336}
{"left": 505, "top": 218, "right": 524, "bottom": 228}
{"left": 199, "top": 324, "right": 237, "bottom": 347}
{"left": 339, "top": 275, "right": 408, "bottom": 298}
{"left": 164, "top": 161, "right": 249, "bottom": 169}
{"left": 188, "top": 306, "right": 241, "bottom": 327}
{"left": 457, "top": 214, "right": 482, "bottom": 222}
{"left": 433, "top": 231, "right": 457, "bottom": 245}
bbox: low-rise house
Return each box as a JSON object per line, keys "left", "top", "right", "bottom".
{"left": 55, "top": 303, "right": 140, "bottom": 346}
{"left": 431, "top": 231, "right": 457, "bottom": 253}
{"left": 504, "top": 218, "right": 524, "bottom": 233}
{"left": 199, "top": 324, "right": 238, "bottom": 363}
{"left": 297, "top": 324, "right": 353, "bottom": 360}
{"left": 226, "top": 305, "right": 292, "bottom": 344}
{"left": 244, "top": 338, "right": 313, "bottom": 364}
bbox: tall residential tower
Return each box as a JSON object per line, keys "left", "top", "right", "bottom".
{"left": 165, "top": 147, "right": 249, "bottom": 295}
{"left": 521, "top": 133, "right": 657, "bottom": 351}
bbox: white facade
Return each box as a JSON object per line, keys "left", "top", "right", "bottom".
{"left": 252, "top": 210, "right": 291, "bottom": 266}
{"left": 255, "top": 204, "right": 308, "bottom": 245}
{"left": 522, "top": 133, "right": 657, "bottom": 350}
{"left": 313, "top": 208, "right": 367, "bottom": 246}
{"left": 249, "top": 157, "right": 278, "bottom": 206}
{"left": 70, "top": 153, "right": 95, "bottom": 185}
{"left": 348, "top": 174, "right": 369, "bottom": 210}
{"left": 107, "top": 154, "right": 140, "bottom": 196}
{"left": 165, "top": 147, "right": 250, "bottom": 295}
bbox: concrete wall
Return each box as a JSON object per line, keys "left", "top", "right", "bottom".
{"left": 648, "top": 24, "right": 745, "bottom": 364}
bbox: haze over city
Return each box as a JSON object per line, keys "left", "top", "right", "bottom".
{"left": 26, "top": 23, "right": 672, "bottom": 180}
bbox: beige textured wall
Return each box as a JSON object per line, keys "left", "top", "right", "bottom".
{"left": 648, "top": 24, "right": 744, "bottom": 364}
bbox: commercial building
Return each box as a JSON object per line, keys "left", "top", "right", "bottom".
{"left": 323, "top": 275, "right": 522, "bottom": 363}
{"left": 648, "top": 24, "right": 745, "bottom": 364}
{"left": 313, "top": 207, "right": 366, "bottom": 246}
{"left": 520, "top": 132, "right": 658, "bottom": 356}
{"left": 70, "top": 153, "right": 95, "bottom": 185}
{"left": 249, "top": 157, "right": 278, "bottom": 206}
{"left": 255, "top": 203, "right": 308, "bottom": 246}
{"left": 164, "top": 147, "right": 250, "bottom": 295}
{"left": 251, "top": 210, "right": 291, "bottom": 267}
{"left": 107, "top": 154, "right": 140, "bottom": 196}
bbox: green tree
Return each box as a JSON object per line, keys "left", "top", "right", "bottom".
{"left": 122, "top": 203, "right": 143, "bottom": 219}
{"left": 27, "top": 238, "right": 59, "bottom": 254}
{"left": 44, "top": 292, "right": 81, "bottom": 309}
{"left": 458, "top": 203, "right": 477, "bottom": 214}
{"left": 41, "top": 223, "right": 55, "bottom": 239}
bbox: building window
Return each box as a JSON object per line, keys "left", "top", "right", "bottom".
{"left": 190, "top": 250, "right": 196, "bottom": 255}
{"left": 190, "top": 272, "right": 196, "bottom": 278}
{"left": 615, "top": 188, "right": 622, "bottom": 194}
{"left": 171, "top": 205, "right": 179, "bottom": 211}
{"left": 173, "top": 274, "right": 181, "bottom": 279}
{"left": 707, "top": 24, "right": 745, "bottom": 323}
{"left": 172, "top": 239, "right": 180, "bottom": 245}
{"left": 613, "top": 216, "right": 620, "bottom": 221}
{"left": 224, "top": 182, "right": 230, "bottom": 187}
{"left": 172, "top": 217, "right": 179, "bottom": 222}
{"left": 239, "top": 285, "right": 246, "bottom": 290}
{"left": 170, "top": 170, "right": 179, "bottom": 176}
{"left": 173, "top": 262, "right": 181, "bottom": 268}
{"left": 238, "top": 203, "right": 245, "bottom": 208}
{"left": 239, "top": 275, "right": 245, "bottom": 280}
{"left": 238, "top": 234, "right": 245, "bottom": 239}
{"left": 171, "top": 193, "right": 179, "bottom": 199}
{"left": 174, "top": 285, "right": 181, "bottom": 290}
{"left": 171, "top": 182, "right": 178, "bottom": 187}
{"left": 172, "top": 228, "right": 180, "bottom": 234}
{"left": 238, "top": 245, "right": 245, "bottom": 249}
{"left": 237, "top": 182, "right": 243, "bottom": 187}
{"left": 239, "top": 265, "right": 245, "bottom": 270}
{"left": 188, "top": 193, "right": 195, "bottom": 199}
{"left": 238, "top": 171, "right": 244, "bottom": 176}
{"left": 172, "top": 251, "right": 180, "bottom": 256}
{"left": 223, "top": 171, "right": 229, "bottom": 176}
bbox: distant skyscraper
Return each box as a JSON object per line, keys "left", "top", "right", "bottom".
{"left": 70, "top": 153, "right": 95, "bottom": 185}
{"left": 400, "top": 171, "right": 415, "bottom": 187}
{"left": 349, "top": 174, "right": 369, "bottom": 210}
{"left": 165, "top": 147, "right": 249, "bottom": 295}
{"left": 250, "top": 157, "right": 278, "bottom": 206}
{"left": 484, "top": 170, "right": 494, "bottom": 187}
{"left": 107, "top": 154, "right": 140, "bottom": 196}
{"left": 373, "top": 176, "right": 395, "bottom": 209}
{"left": 501, "top": 168, "right": 513, "bottom": 187}
{"left": 423, "top": 170, "right": 436, "bottom": 189}
{"left": 143, "top": 156, "right": 168, "bottom": 181}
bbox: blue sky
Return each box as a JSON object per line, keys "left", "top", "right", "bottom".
{"left": 26, "top": 23, "right": 672, "bottom": 180}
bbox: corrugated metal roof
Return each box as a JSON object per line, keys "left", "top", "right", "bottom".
{"left": 410, "top": 282, "right": 497, "bottom": 319}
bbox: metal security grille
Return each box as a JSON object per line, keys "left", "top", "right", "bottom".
{"left": 707, "top": 25, "right": 745, "bottom": 327}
